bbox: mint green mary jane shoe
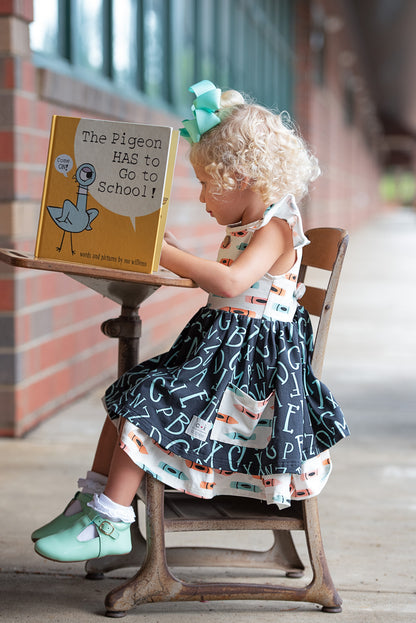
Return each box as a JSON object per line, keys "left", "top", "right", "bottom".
{"left": 31, "top": 492, "right": 93, "bottom": 542}
{"left": 34, "top": 506, "right": 132, "bottom": 562}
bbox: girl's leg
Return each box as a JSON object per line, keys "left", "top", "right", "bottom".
{"left": 90, "top": 415, "right": 119, "bottom": 477}
{"left": 71, "top": 443, "right": 143, "bottom": 539}
{"left": 103, "top": 442, "right": 145, "bottom": 506}
{"left": 92, "top": 414, "right": 145, "bottom": 505}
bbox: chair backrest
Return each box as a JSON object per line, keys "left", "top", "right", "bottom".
{"left": 298, "top": 227, "right": 349, "bottom": 378}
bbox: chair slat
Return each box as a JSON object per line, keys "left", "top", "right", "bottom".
{"left": 302, "top": 227, "right": 346, "bottom": 270}
{"left": 299, "top": 286, "right": 326, "bottom": 317}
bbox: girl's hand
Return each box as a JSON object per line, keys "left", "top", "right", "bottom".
{"left": 160, "top": 236, "right": 193, "bottom": 275}
{"left": 164, "top": 230, "right": 181, "bottom": 249}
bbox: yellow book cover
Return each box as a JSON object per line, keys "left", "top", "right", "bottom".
{"left": 35, "top": 116, "right": 179, "bottom": 273}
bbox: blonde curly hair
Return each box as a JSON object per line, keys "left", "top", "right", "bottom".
{"left": 189, "top": 90, "right": 320, "bottom": 205}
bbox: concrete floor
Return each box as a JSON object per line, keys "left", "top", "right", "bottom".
{"left": 1, "top": 208, "right": 416, "bottom": 621}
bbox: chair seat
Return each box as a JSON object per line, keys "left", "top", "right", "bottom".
{"left": 163, "top": 491, "right": 304, "bottom": 531}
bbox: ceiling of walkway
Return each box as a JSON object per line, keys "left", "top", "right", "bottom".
{"left": 351, "top": 0, "right": 416, "bottom": 137}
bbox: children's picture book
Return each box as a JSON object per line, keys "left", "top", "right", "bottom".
{"left": 35, "top": 116, "right": 179, "bottom": 274}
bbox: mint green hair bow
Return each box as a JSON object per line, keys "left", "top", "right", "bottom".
{"left": 180, "top": 80, "right": 222, "bottom": 144}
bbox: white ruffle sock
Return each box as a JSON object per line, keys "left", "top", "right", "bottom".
{"left": 78, "top": 470, "right": 108, "bottom": 495}
{"left": 89, "top": 493, "right": 136, "bottom": 523}
{"left": 77, "top": 493, "right": 135, "bottom": 542}
{"left": 63, "top": 471, "right": 108, "bottom": 517}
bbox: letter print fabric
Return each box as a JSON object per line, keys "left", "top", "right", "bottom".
{"left": 104, "top": 195, "right": 349, "bottom": 508}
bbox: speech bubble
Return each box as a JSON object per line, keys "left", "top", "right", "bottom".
{"left": 55, "top": 154, "right": 73, "bottom": 177}
{"left": 74, "top": 119, "right": 172, "bottom": 231}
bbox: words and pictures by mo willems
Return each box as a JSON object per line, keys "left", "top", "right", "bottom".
{"left": 35, "top": 116, "right": 179, "bottom": 274}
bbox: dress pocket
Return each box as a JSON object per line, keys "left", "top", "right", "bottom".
{"left": 211, "top": 384, "right": 274, "bottom": 449}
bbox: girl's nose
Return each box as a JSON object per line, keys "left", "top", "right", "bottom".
{"left": 199, "top": 186, "right": 205, "bottom": 203}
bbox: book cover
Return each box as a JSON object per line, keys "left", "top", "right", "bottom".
{"left": 35, "top": 116, "right": 179, "bottom": 274}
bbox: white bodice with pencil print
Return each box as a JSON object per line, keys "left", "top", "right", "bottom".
{"left": 206, "top": 194, "right": 309, "bottom": 320}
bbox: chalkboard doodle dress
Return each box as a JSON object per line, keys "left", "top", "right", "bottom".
{"left": 104, "top": 194, "right": 349, "bottom": 508}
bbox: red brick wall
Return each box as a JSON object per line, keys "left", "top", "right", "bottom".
{"left": 0, "top": 1, "right": 384, "bottom": 436}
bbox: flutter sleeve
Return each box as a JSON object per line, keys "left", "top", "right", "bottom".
{"left": 258, "top": 194, "right": 310, "bottom": 250}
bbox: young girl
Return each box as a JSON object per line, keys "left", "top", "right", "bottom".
{"left": 33, "top": 80, "right": 349, "bottom": 563}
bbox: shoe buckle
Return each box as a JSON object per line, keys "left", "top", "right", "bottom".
{"left": 98, "top": 520, "right": 115, "bottom": 536}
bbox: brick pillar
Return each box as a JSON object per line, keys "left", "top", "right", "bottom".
{"left": 293, "top": 1, "right": 313, "bottom": 226}
{"left": 0, "top": 1, "right": 35, "bottom": 434}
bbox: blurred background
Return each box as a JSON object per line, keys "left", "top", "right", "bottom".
{"left": 1, "top": 0, "right": 415, "bottom": 437}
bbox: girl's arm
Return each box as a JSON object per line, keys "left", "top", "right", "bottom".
{"left": 160, "top": 218, "right": 295, "bottom": 298}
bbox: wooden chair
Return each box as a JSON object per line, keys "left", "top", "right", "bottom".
{"left": 94, "top": 227, "right": 349, "bottom": 617}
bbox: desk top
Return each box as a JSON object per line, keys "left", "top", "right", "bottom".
{"left": 0, "top": 249, "right": 195, "bottom": 287}
{"left": 0, "top": 249, "right": 196, "bottom": 307}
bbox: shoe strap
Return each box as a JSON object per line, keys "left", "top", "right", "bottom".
{"left": 83, "top": 506, "right": 121, "bottom": 540}
{"left": 93, "top": 516, "right": 120, "bottom": 540}
{"left": 84, "top": 501, "right": 127, "bottom": 540}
